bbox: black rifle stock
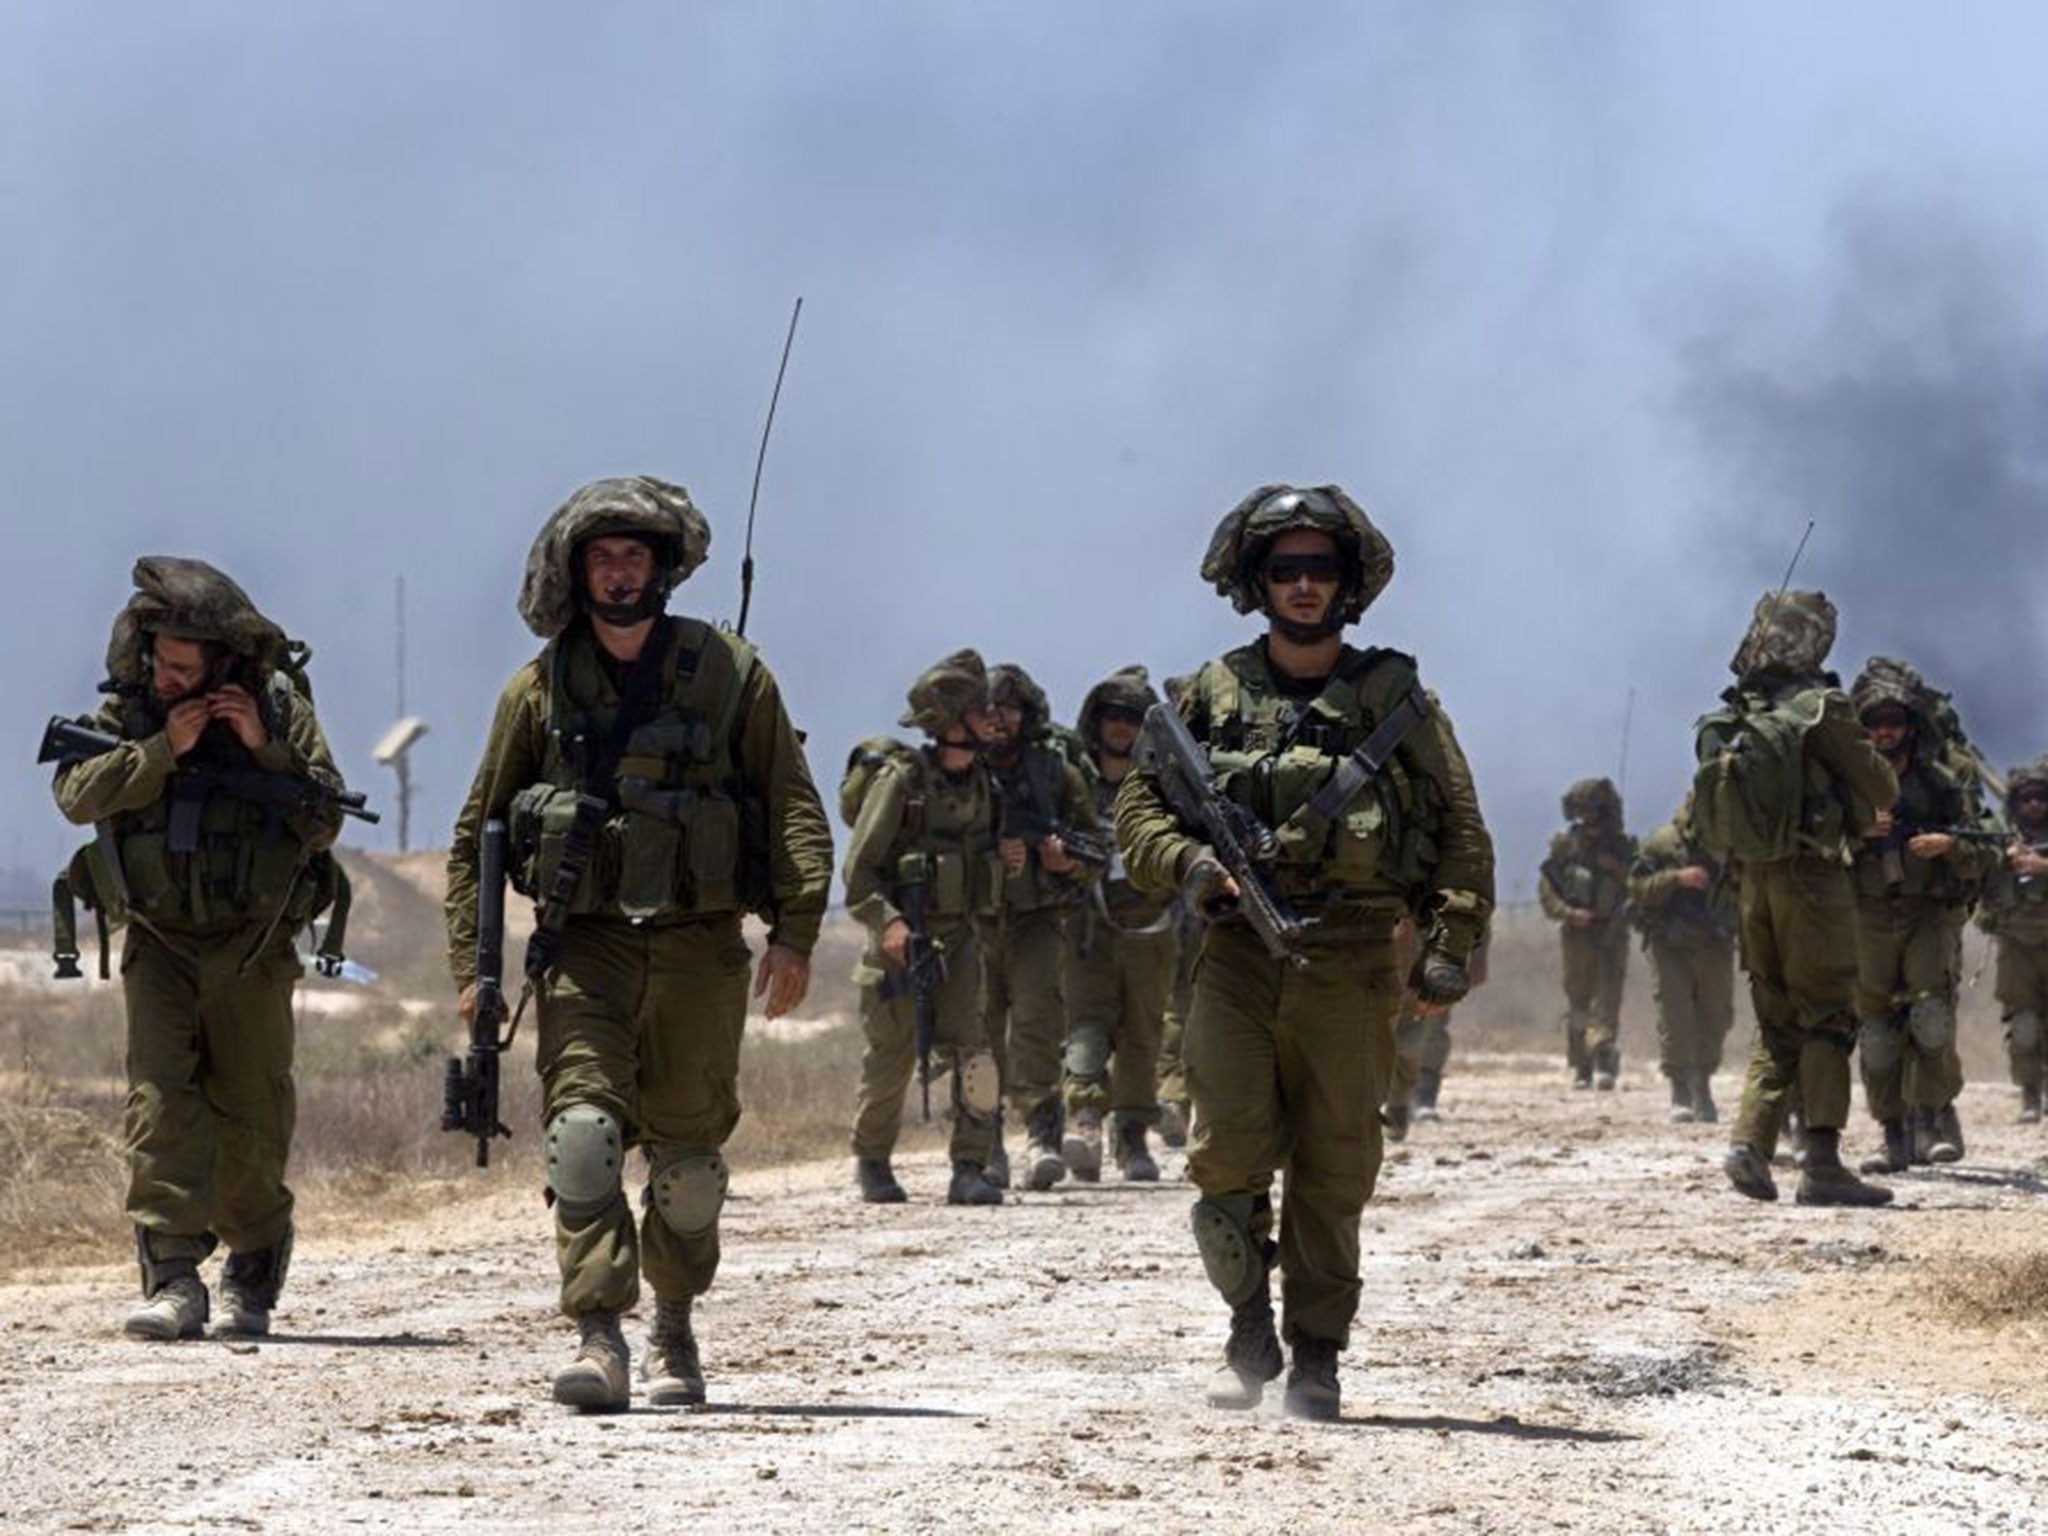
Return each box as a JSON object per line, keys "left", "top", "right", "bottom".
{"left": 38, "top": 716, "right": 379, "bottom": 826}
{"left": 893, "top": 870, "right": 947, "bottom": 1121}
{"left": 443, "top": 818, "right": 513, "bottom": 1167}
{"left": 1135, "top": 702, "right": 1308, "bottom": 965}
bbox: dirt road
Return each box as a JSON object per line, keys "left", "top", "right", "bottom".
{"left": 6, "top": 1061, "right": 2046, "bottom": 1535}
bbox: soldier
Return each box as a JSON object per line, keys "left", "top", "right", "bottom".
{"left": 1706, "top": 591, "right": 1898, "bottom": 1206}
{"left": 53, "top": 559, "right": 348, "bottom": 1340}
{"left": 1117, "top": 483, "right": 1493, "bottom": 1421}
{"left": 1847, "top": 658, "right": 1995, "bottom": 1173}
{"left": 1978, "top": 758, "right": 2048, "bottom": 1122}
{"left": 1539, "top": 779, "right": 1635, "bottom": 1090}
{"left": 1627, "top": 795, "right": 1737, "bottom": 1124}
{"left": 1063, "top": 666, "right": 1178, "bottom": 1182}
{"left": 844, "top": 649, "right": 1006, "bottom": 1207}
{"left": 446, "top": 476, "right": 833, "bottom": 1411}
{"left": 979, "top": 664, "right": 1100, "bottom": 1190}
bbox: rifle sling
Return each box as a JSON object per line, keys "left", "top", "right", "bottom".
{"left": 1291, "top": 686, "right": 1432, "bottom": 843}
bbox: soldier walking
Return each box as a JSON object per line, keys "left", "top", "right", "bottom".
{"left": 1978, "top": 758, "right": 2048, "bottom": 1122}
{"left": 1628, "top": 797, "right": 1737, "bottom": 1123}
{"left": 1540, "top": 779, "right": 1634, "bottom": 1090}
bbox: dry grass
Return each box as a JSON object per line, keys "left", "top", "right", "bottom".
{"left": 1931, "top": 1251, "right": 2048, "bottom": 1330}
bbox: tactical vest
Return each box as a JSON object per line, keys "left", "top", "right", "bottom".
{"left": 508, "top": 618, "right": 759, "bottom": 922}
{"left": 1196, "top": 644, "right": 1443, "bottom": 909}
{"left": 1629, "top": 828, "right": 1733, "bottom": 946}
{"left": 1090, "top": 774, "right": 1174, "bottom": 935}
{"left": 990, "top": 741, "right": 1083, "bottom": 913}
{"left": 1544, "top": 831, "right": 1632, "bottom": 923}
{"left": 1981, "top": 834, "right": 2048, "bottom": 943}
{"left": 877, "top": 750, "right": 999, "bottom": 923}
{"left": 94, "top": 676, "right": 333, "bottom": 936}
{"left": 1851, "top": 757, "right": 1975, "bottom": 904}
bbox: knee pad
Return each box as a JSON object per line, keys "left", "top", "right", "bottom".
{"left": 1856, "top": 1016, "right": 1905, "bottom": 1077}
{"left": 545, "top": 1105, "right": 625, "bottom": 1220}
{"left": 1906, "top": 995, "right": 1954, "bottom": 1053}
{"left": 1190, "top": 1195, "right": 1266, "bottom": 1307}
{"left": 2008, "top": 1010, "right": 2045, "bottom": 1055}
{"left": 1063, "top": 1025, "right": 1111, "bottom": 1083}
{"left": 646, "top": 1149, "right": 728, "bottom": 1239}
{"left": 954, "top": 1050, "right": 1001, "bottom": 1117}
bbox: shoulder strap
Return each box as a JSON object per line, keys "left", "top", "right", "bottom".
{"left": 1292, "top": 657, "right": 1432, "bottom": 838}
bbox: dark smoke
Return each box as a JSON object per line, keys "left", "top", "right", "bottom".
{"left": 1677, "top": 191, "right": 2048, "bottom": 771}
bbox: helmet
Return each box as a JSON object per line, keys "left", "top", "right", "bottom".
{"left": 1199, "top": 484, "right": 1395, "bottom": 635}
{"left": 1162, "top": 672, "right": 1196, "bottom": 711}
{"left": 1562, "top": 777, "right": 1623, "bottom": 825}
{"left": 2007, "top": 756, "right": 2048, "bottom": 815}
{"left": 1076, "top": 664, "right": 1159, "bottom": 753}
{"left": 989, "top": 663, "right": 1050, "bottom": 733}
{"left": 1850, "top": 655, "right": 1929, "bottom": 725}
{"left": 517, "top": 475, "right": 711, "bottom": 638}
{"left": 900, "top": 648, "right": 991, "bottom": 736}
{"left": 1730, "top": 589, "right": 1836, "bottom": 679}
{"left": 105, "top": 557, "right": 287, "bottom": 691}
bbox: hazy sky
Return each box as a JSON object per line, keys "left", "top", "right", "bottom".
{"left": 5, "top": 2, "right": 2046, "bottom": 906}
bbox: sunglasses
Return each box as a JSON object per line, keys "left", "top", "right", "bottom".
{"left": 1097, "top": 704, "right": 1147, "bottom": 726}
{"left": 1261, "top": 554, "right": 1344, "bottom": 586}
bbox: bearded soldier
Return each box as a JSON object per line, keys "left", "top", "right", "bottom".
{"left": 979, "top": 663, "right": 1100, "bottom": 1190}
{"left": 1847, "top": 658, "right": 1995, "bottom": 1173}
{"left": 845, "top": 649, "right": 1005, "bottom": 1206}
{"left": 52, "top": 559, "right": 349, "bottom": 1339}
{"left": 1706, "top": 592, "right": 1897, "bottom": 1206}
{"left": 1627, "top": 796, "right": 1737, "bottom": 1124}
{"left": 1117, "top": 484, "right": 1493, "bottom": 1420}
{"left": 446, "top": 477, "right": 833, "bottom": 1411}
{"left": 1978, "top": 758, "right": 2048, "bottom": 1122}
{"left": 1539, "top": 779, "right": 1635, "bottom": 1090}
{"left": 1062, "top": 666, "right": 1177, "bottom": 1182}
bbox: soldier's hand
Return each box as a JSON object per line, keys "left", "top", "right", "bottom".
{"left": 755, "top": 944, "right": 810, "bottom": 1020}
{"left": 1040, "top": 835, "right": 1076, "bottom": 875}
{"left": 1566, "top": 907, "right": 1595, "bottom": 929}
{"left": 1907, "top": 831, "right": 1954, "bottom": 861}
{"left": 2011, "top": 846, "right": 2048, "bottom": 878}
{"left": 1413, "top": 952, "right": 1471, "bottom": 1006}
{"left": 208, "top": 685, "right": 270, "bottom": 751}
{"left": 1871, "top": 808, "right": 1895, "bottom": 837}
{"left": 1181, "top": 847, "right": 1240, "bottom": 914}
{"left": 881, "top": 918, "right": 911, "bottom": 968}
{"left": 165, "top": 698, "right": 211, "bottom": 757}
{"left": 457, "top": 981, "right": 479, "bottom": 1024}
{"left": 1676, "top": 866, "right": 1712, "bottom": 891}
{"left": 999, "top": 837, "right": 1029, "bottom": 874}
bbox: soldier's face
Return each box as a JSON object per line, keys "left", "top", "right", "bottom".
{"left": 991, "top": 702, "right": 1024, "bottom": 744}
{"left": 1262, "top": 530, "right": 1343, "bottom": 628}
{"left": 150, "top": 636, "right": 214, "bottom": 705}
{"left": 584, "top": 536, "right": 657, "bottom": 609}
{"left": 1863, "top": 711, "right": 1911, "bottom": 755}
{"left": 2016, "top": 789, "right": 2048, "bottom": 832}
{"left": 936, "top": 726, "right": 980, "bottom": 774}
{"left": 1099, "top": 716, "right": 1141, "bottom": 757}
{"left": 963, "top": 703, "right": 1002, "bottom": 746}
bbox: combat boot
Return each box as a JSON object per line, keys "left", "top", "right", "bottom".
{"left": 2019, "top": 1084, "right": 2042, "bottom": 1125}
{"left": 553, "top": 1310, "right": 631, "bottom": 1411}
{"left": 1282, "top": 1338, "right": 1342, "bottom": 1422}
{"left": 1159, "top": 1100, "right": 1190, "bottom": 1149}
{"left": 1205, "top": 1289, "right": 1283, "bottom": 1410}
{"left": 1413, "top": 1069, "right": 1443, "bottom": 1123}
{"left": 946, "top": 1160, "right": 1004, "bottom": 1206}
{"left": 1063, "top": 1107, "right": 1104, "bottom": 1183}
{"left": 1927, "top": 1104, "right": 1965, "bottom": 1164}
{"left": 642, "top": 1297, "right": 705, "bottom": 1407}
{"left": 1115, "top": 1118, "right": 1159, "bottom": 1183}
{"left": 985, "top": 1113, "right": 1011, "bottom": 1189}
{"left": 1796, "top": 1130, "right": 1894, "bottom": 1208}
{"left": 1382, "top": 1099, "right": 1410, "bottom": 1143}
{"left": 215, "top": 1229, "right": 291, "bottom": 1338}
{"left": 856, "top": 1158, "right": 907, "bottom": 1205}
{"left": 1692, "top": 1070, "right": 1719, "bottom": 1125}
{"left": 1858, "top": 1119, "right": 1910, "bottom": 1175}
{"left": 1721, "top": 1144, "right": 1778, "bottom": 1202}
{"left": 1908, "top": 1108, "right": 1937, "bottom": 1166}
{"left": 1668, "top": 1076, "right": 1696, "bottom": 1124}
{"left": 1025, "top": 1103, "right": 1067, "bottom": 1191}
{"left": 125, "top": 1272, "right": 209, "bottom": 1341}
{"left": 1571, "top": 1063, "right": 1593, "bottom": 1091}
{"left": 1592, "top": 1043, "right": 1619, "bottom": 1092}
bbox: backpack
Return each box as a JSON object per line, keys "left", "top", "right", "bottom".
{"left": 1690, "top": 687, "right": 1822, "bottom": 863}
{"left": 839, "top": 736, "right": 921, "bottom": 827}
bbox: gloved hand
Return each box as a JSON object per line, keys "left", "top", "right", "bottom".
{"left": 1180, "top": 846, "right": 1238, "bottom": 916}
{"left": 1412, "top": 950, "right": 1470, "bottom": 1006}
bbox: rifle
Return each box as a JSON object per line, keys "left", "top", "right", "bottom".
{"left": 443, "top": 818, "right": 514, "bottom": 1167}
{"left": 883, "top": 865, "right": 948, "bottom": 1120}
{"left": 1870, "top": 815, "right": 2011, "bottom": 890}
{"left": 1135, "top": 701, "right": 1309, "bottom": 966}
{"left": 993, "top": 755, "right": 1109, "bottom": 875}
{"left": 39, "top": 716, "right": 379, "bottom": 828}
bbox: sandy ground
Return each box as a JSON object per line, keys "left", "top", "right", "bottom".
{"left": 5, "top": 1060, "right": 2047, "bottom": 1536}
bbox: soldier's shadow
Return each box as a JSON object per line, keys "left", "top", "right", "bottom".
{"left": 673, "top": 1402, "right": 967, "bottom": 1420}
{"left": 1343, "top": 1411, "right": 1639, "bottom": 1443}
{"left": 1894, "top": 1164, "right": 2048, "bottom": 1198}
{"left": 237, "top": 1331, "right": 463, "bottom": 1349}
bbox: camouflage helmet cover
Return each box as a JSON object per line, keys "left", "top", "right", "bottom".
{"left": 1076, "top": 664, "right": 1159, "bottom": 752}
{"left": 517, "top": 475, "right": 712, "bottom": 638}
{"left": 1730, "top": 588, "right": 1837, "bottom": 678}
{"left": 1200, "top": 484, "right": 1395, "bottom": 623}
{"left": 1162, "top": 672, "right": 1196, "bottom": 711}
{"left": 1562, "top": 776, "right": 1623, "bottom": 824}
{"left": 900, "top": 648, "right": 991, "bottom": 735}
{"left": 2006, "top": 755, "right": 2048, "bottom": 811}
{"left": 105, "top": 556, "right": 288, "bottom": 689}
{"left": 1850, "top": 655, "right": 1930, "bottom": 724}
{"left": 989, "top": 662, "right": 1050, "bottom": 732}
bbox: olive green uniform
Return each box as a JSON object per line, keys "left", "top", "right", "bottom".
{"left": 1154, "top": 907, "right": 1199, "bottom": 1115}
{"left": 982, "top": 741, "right": 1098, "bottom": 1129}
{"left": 55, "top": 685, "right": 342, "bottom": 1286}
{"left": 1118, "top": 639, "right": 1493, "bottom": 1347}
{"left": 1064, "top": 775, "right": 1175, "bottom": 1135}
{"left": 446, "top": 616, "right": 832, "bottom": 1318}
{"left": 845, "top": 746, "right": 1001, "bottom": 1166}
{"left": 1848, "top": 755, "right": 1992, "bottom": 1123}
{"left": 1540, "top": 825, "right": 1635, "bottom": 1075}
{"left": 1978, "top": 838, "right": 2048, "bottom": 1099}
{"left": 1727, "top": 683, "right": 1897, "bottom": 1157}
{"left": 1628, "top": 820, "right": 1737, "bottom": 1088}
{"left": 1386, "top": 999, "right": 1453, "bottom": 1107}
